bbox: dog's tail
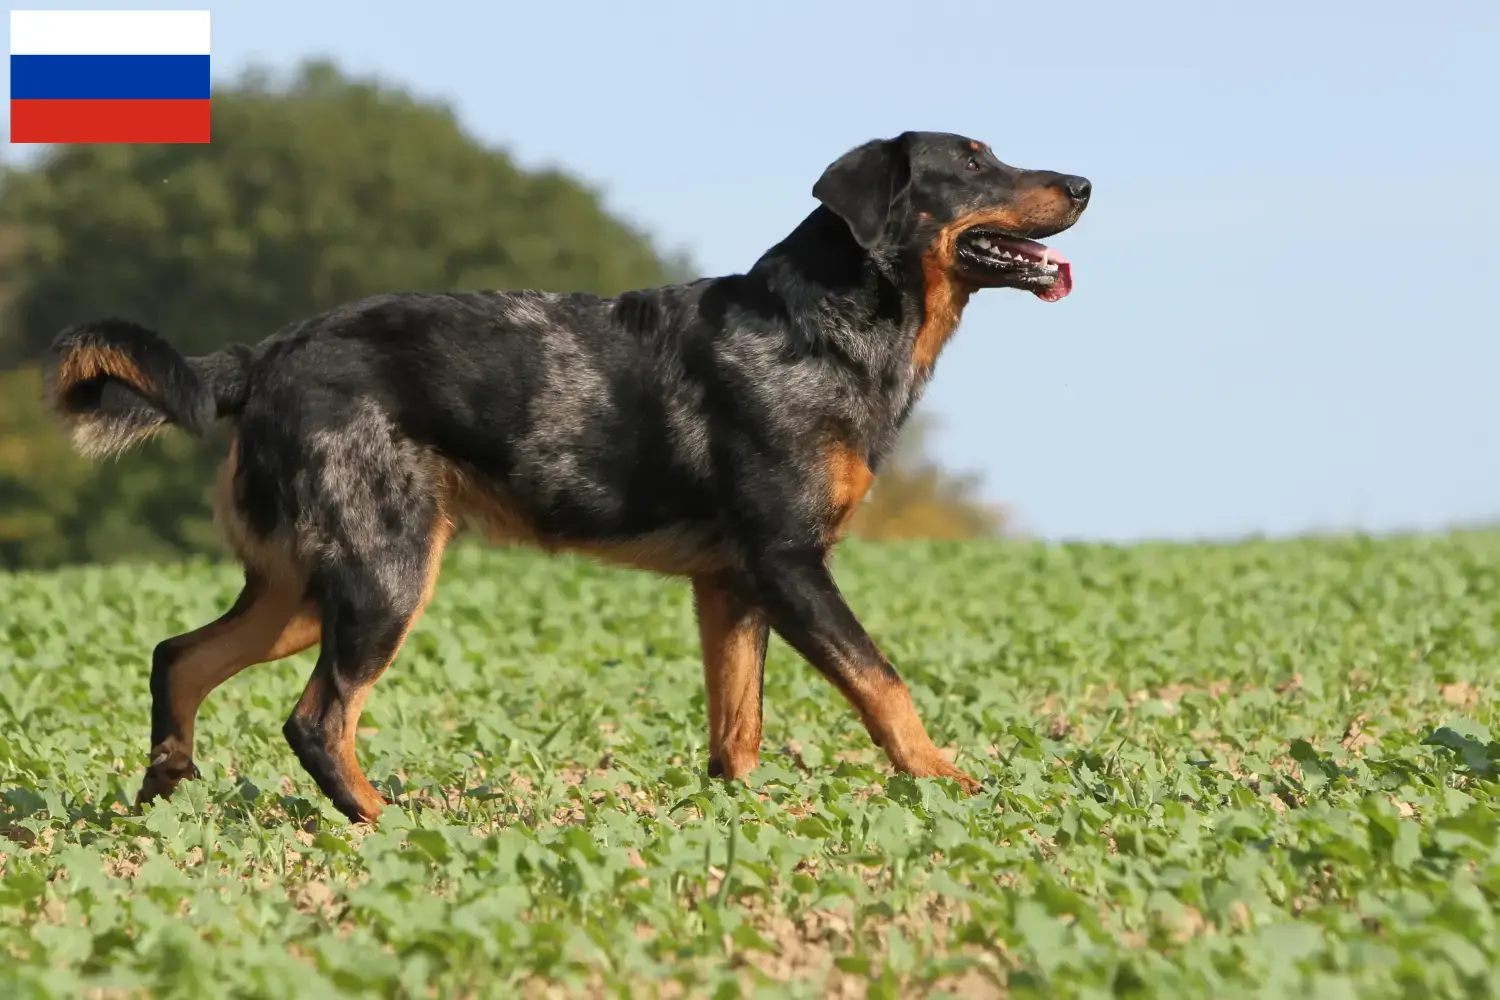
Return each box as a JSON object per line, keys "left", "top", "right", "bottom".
{"left": 44, "top": 319, "right": 254, "bottom": 459}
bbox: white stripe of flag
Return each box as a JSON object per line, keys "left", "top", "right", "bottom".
{"left": 10, "top": 9, "right": 210, "bottom": 56}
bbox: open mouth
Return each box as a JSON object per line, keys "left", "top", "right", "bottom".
{"left": 955, "top": 230, "right": 1073, "bottom": 302}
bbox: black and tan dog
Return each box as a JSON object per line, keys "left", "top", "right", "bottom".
{"left": 44, "top": 131, "right": 1090, "bottom": 823}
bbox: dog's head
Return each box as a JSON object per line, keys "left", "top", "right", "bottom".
{"left": 812, "top": 131, "right": 1090, "bottom": 302}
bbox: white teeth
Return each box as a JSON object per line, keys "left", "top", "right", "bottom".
{"left": 969, "top": 239, "right": 1061, "bottom": 274}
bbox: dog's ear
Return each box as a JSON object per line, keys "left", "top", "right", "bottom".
{"left": 812, "top": 136, "right": 912, "bottom": 250}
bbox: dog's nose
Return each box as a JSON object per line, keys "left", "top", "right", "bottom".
{"left": 1062, "top": 175, "right": 1091, "bottom": 205}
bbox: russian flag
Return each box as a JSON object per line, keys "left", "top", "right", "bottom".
{"left": 10, "top": 9, "right": 210, "bottom": 144}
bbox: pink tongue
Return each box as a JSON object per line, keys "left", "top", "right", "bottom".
{"left": 1036, "top": 258, "right": 1072, "bottom": 303}
{"left": 996, "top": 237, "right": 1073, "bottom": 303}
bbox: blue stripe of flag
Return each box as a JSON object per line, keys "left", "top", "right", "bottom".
{"left": 10, "top": 55, "right": 210, "bottom": 101}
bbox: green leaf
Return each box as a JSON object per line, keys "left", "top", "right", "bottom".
{"left": 405, "top": 828, "right": 451, "bottom": 864}
{"left": 1421, "top": 727, "right": 1500, "bottom": 778}
{"left": 729, "top": 922, "right": 777, "bottom": 955}
{"left": 313, "top": 831, "right": 351, "bottom": 855}
{"left": 793, "top": 815, "right": 837, "bottom": 840}
{"left": 1392, "top": 821, "right": 1422, "bottom": 870}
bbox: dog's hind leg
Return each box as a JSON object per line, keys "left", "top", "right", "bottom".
{"left": 282, "top": 514, "right": 451, "bottom": 824}
{"left": 139, "top": 438, "right": 321, "bottom": 808}
{"left": 139, "top": 568, "right": 319, "bottom": 807}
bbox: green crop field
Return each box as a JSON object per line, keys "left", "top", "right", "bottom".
{"left": 2, "top": 533, "right": 1499, "bottom": 998}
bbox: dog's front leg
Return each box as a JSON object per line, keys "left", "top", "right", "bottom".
{"left": 692, "top": 574, "right": 769, "bottom": 781}
{"left": 744, "top": 545, "right": 980, "bottom": 794}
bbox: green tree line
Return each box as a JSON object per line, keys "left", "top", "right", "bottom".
{"left": 0, "top": 61, "right": 1004, "bottom": 570}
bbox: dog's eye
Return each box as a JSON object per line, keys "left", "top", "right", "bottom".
{"left": 965, "top": 156, "right": 982, "bottom": 172}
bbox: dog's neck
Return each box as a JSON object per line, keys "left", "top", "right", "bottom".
{"left": 745, "top": 207, "right": 954, "bottom": 468}
{"left": 749, "top": 207, "right": 928, "bottom": 354}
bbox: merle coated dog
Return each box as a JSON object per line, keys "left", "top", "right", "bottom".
{"left": 45, "top": 130, "right": 1090, "bottom": 823}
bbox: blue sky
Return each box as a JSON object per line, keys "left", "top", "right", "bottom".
{"left": 6, "top": 1, "right": 1497, "bottom": 542}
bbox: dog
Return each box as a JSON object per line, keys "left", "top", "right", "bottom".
{"left": 44, "top": 131, "right": 1090, "bottom": 823}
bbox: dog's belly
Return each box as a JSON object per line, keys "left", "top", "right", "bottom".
{"left": 436, "top": 455, "right": 731, "bottom": 577}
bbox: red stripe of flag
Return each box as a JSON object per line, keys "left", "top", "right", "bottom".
{"left": 10, "top": 99, "right": 210, "bottom": 143}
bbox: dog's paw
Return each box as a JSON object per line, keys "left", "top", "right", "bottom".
{"left": 136, "top": 742, "right": 199, "bottom": 807}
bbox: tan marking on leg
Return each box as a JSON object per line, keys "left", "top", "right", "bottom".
{"left": 212, "top": 437, "right": 303, "bottom": 580}
{"left": 693, "top": 577, "right": 767, "bottom": 780}
{"left": 289, "top": 516, "right": 453, "bottom": 823}
{"left": 166, "top": 590, "right": 318, "bottom": 746}
{"left": 138, "top": 573, "right": 318, "bottom": 807}
{"left": 831, "top": 655, "right": 981, "bottom": 795}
